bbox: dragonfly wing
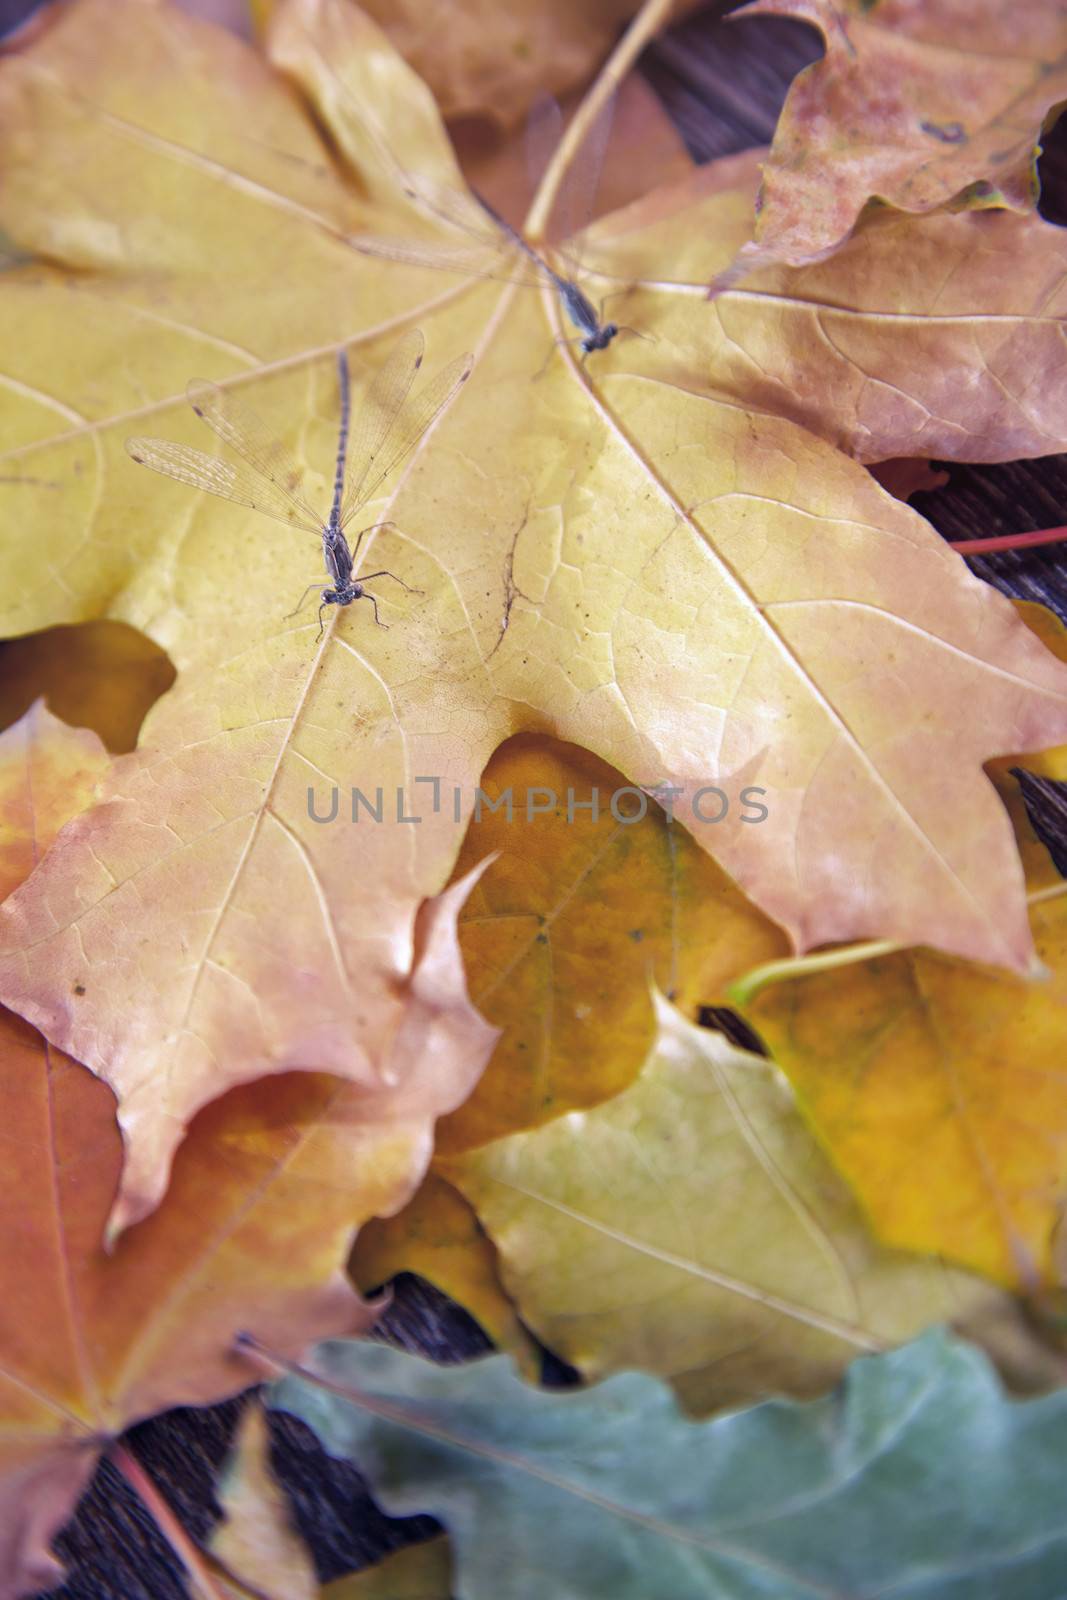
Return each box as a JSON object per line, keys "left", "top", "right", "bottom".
{"left": 126, "top": 438, "right": 322, "bottom": 533}
{"left": 348, "top": 231, "right": 543, "bottom": 289}
{"left": 401, "top": 172, "right": 504, "bottom": 246}
{"left": 549, "top": 92, "right": 616, "bottom": 278}
{"left": 185, "top": 379, "right": 322, "bottom": 527}
{"left": 356, "top": 160, "right": 551, "bottom": 288}
{"left": 340, "top": 328, "right": 425, "bottom": 515}
{"left": 340, "top": 348, "right": 472, "bottom": 530}
{"left": 525, "top": 94, "right": 563, "bottom": 203}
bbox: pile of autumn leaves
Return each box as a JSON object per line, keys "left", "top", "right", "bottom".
{"left": 4, "top": 0, "right": 1067, "bottom": 1593}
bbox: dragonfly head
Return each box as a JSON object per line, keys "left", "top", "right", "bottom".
{"left": 323, "top": 582, "right": 362, "bottom": 609}
{"left": 582, "top": 322, "right": 618, "bottom": 355}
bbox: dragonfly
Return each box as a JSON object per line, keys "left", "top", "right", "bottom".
{"left": 126, "top": 329, "right": 472, "bottom": 635}
{"left": 349, "top": 99, "right": 627, "bottom": 360}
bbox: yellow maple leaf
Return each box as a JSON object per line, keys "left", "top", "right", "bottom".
{"left": 211, "top": 1396, "right": 454, "bottom": 1598}
{"left": 4, "top": 0, "right": 1067, "bottom": 1236}
{"left": 733, "top": 603, "right": 1067, "bottom": 1290}
{"left": 350, "top": 1171, "right": 540, "bottom": 1369}
{"left": 350, "top": 732, "right": 784, "bottom": 1352}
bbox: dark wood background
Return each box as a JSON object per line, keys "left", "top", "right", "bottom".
{"left": 2, "top": 0, "right": 1067, "bottom": 1592}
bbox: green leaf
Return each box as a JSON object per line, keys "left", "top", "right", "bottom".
{"left": 269, "top": 1330, "right": 1067, "bottom": 1600}
{"left": 446, "top": 996, "right": 1060, "bottom": 1413}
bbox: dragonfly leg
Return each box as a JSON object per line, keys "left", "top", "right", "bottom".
{"left": 597, "top": 288, "right": 624, "bottom": 315}
{"left": 359, "top": 569, "right": 423, "bottom": 595}
{"left": 595, "top": 290, "right": 654, "bottom": 346}
{"left": 287, "top": 581, "right": 329, "bottom": 619}
{"left": 615, "top": 324, "right": 656, "bottom": 346}
{"left": 349, "top": 519, "right": 398, "bottom": 561}
{"left": 533, "top": 335, "right": 582, "bottom": 381}
{"left": 362, "top": 592, "right": 387, "bottom": 628}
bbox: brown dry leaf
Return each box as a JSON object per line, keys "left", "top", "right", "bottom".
{"left": 0, "top": 555, "right": 498, "bottom": 1236}
{"left": 444, "top": 992, "right": 1065, "bottom": 1415}
{"left": 439, "top": 734, "right": 787, "bottom": 1153}
{"left": 868, "top": 459, "right": 950, "bottom": 503}
{"left": 5, "top": 0, "right": 1067, "bottom": 1234}
{"left": 0, "top": 669, "right": 497, "bottom": 1234}
{"left": 322, "top": 1540, "right": 452, "bottom": 1600}
{"left": 0, "top": 702, "right": 478, "bottom": 1598}
{"left": 175, "top": 0, "right": 253, "bottom": 38}
{"left": 0, "top": 1013, "right": 413, "bottom": 1600}
{"left": 634, "top": 150, "right": 1067, "bottom": 464}
{"left": 455, "top": 74, "right": 694, "bottom": 231}
{"left": 254, "top": 0, "right": 661, "bottom": 130}
{"left": 0, "top": 622, "right": 175, "bottom": 753}
{"left": 0, "top": 602, "right": 498, "bottom": 1236}
{"left": 0, "top": 701, "right": 108, "bottom": 897}
{"left": 737, "top": 0, "right": 1067, "bottom": 268}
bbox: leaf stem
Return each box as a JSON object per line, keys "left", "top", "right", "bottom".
{"left": 523, "top": 0, "right": 676, "bottom": 240}
{"left": 952, "top": 525, "right": 1067, "bottom": 556}
{"left": 728, "top": 940, "right": 902, "bottom": 1007}
{"left": 109, "top": 1442, "right": 230, "bottom": 1600}
{"left": 235, "top": 1332, "right": 376, "bottom": 1400}
{"left": 730, "top": 881, "right": 1067, "bottom": 1006}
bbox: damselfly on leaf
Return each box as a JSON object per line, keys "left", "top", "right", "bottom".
{"left": 127, "top": 331, "right": 472, "bottom": 633}
{"left": 350, "top": 98, "right": 625, "bottom": 358}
